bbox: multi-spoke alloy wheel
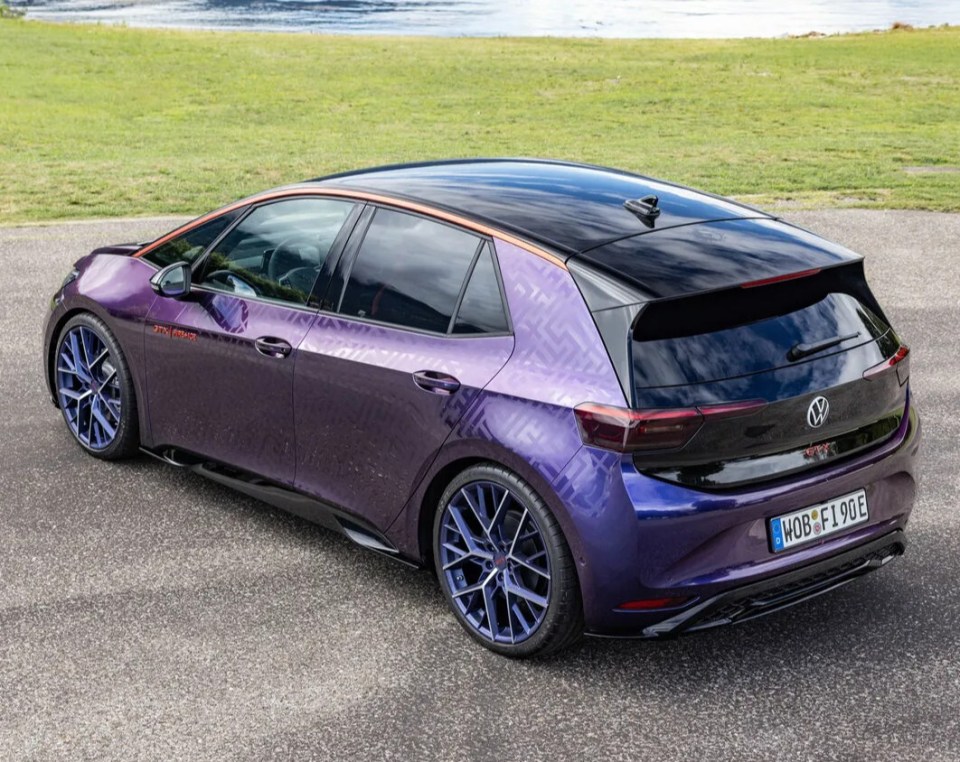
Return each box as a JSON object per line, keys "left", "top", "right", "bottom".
{"left": 439, "top": 480, "right": 551, "bottom": 644}
{"left": 54, "top": 314, "right": 139, "bottom": 459}
{"left": 57, "top": 325, "right": 122, "bottom": 449}
{"left": 434, "top": 465, "right": 583, "bottom": 656}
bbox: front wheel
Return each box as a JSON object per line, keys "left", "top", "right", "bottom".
{"left": 433, "top": 463, "right": 584, "bottom": 657}
{"left": 54, "top": 313, "right": 140, "bottom": 460}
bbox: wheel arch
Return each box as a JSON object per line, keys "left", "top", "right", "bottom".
{"left": 45, "top": 306, "right": 87, "bottom": 406}
{"left": 45, "top": 303, "right": 148, "bottom": 441}
{"left": 400, "top": 439, "right": 588, "bottom": 586}
{"left": 415, "top": 455, "right": 487, "bottom": 570}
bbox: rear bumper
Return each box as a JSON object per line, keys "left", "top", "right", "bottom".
{"left": 555, "top": 399, "right": 921, "bottom": 636}
{"left": 630, "top": 530, "right": 905, "bottom": 638}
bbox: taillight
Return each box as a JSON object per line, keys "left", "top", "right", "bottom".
{"left": 574, "top": 399, "right": 765, "bottom": 453}
{"left": 574, "top": 405, "right": 702, "bottom": 452}
{"left": 863, "top": 345, "right": 909, "bottom": 384}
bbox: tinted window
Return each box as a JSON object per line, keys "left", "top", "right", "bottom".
{"left": 453, "top": 245, "right": 509, "bottom": 334}
{"left": 142, "top": 210, "right": 242, "bottom": 268}
{"left": 632, "top": 293, "right": 888, "bottom": 388}
{"left": 339, "top": 208, "right": 481, "bottom": 333}
{"left": 199, "top": 198, "right": 355, "bottom": 306}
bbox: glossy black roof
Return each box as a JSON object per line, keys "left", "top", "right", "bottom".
{"left": 579, "top": 217, "right": 862, "bottom": 299}
{"left": 311, "top": 159, "right": 769, "bottom": 255}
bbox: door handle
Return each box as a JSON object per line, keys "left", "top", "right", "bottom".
{"left": 412, "top": 370, "right": 461, "bottom": 395}
{"left": 255, "top": 336, "right": 292, "bottom": 358}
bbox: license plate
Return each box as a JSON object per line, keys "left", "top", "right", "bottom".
{"left": 769, "top": 489, "right": 869, "bottom": 553}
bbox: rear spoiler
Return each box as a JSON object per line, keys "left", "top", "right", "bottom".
{"left": 572, "top": 217, "right": 863, "bottom": 301}
{"left": 633, "top": 260, "right": 888, "bottom": 341}
{"left": 569, "top": 258, "right": 887, "bottom": 406}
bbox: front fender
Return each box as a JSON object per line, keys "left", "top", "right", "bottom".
{"left": 42, "top": 254, "right": 158, "bottom": 443}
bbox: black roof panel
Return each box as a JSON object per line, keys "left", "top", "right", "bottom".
{"left": 579, "top": 218, "right": 862, "bottom": 299}
{"left": 312, "top": 159, "right": 767, "bottom": 254}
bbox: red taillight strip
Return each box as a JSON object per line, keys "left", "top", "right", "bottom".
{"left": 574, "top": 403, "right": 702, "bottom": 423}
{"left": 863, "top": 345, "right": 910, "bottom": 380}
{"left": 740, "top": 268, "right": 821, "bottom": 289}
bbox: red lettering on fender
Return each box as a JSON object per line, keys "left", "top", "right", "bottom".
{"left": 152, "top": 324, "right": 197, "bottom": 342}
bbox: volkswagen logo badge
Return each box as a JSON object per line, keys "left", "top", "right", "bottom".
{"left": 806, "top": 396, "right": 830, "bottom": 428}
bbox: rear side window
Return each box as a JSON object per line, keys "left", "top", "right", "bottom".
{"left": 142, "top": 210, "right": 242, "bottom": 268}
{"left": 453, "top": 244, "right": 509, "bottom": 334}
{"left": 339, "top": 208, "right": 482, "bottom": 333}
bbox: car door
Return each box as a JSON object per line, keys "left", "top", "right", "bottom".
{"left": 144, "top": 197, "right": 359, "bottom": 484}
{"left": 294, "top": 206, "right": 515, "bottom": 530}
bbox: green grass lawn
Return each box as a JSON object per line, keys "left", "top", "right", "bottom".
{"left": 1, "top": 19, "right": 958, "bottom": 222}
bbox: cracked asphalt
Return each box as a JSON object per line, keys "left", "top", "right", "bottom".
{"left": 1, "top": 210, "right": 958, "bottom": 761}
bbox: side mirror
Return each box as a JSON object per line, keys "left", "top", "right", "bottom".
{"left": 150, "top": 261, "right": 192, "bottom": 299}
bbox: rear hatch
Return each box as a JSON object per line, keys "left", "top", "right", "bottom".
{"left": 571, "top": 220, "right": 910, "bottom": 489}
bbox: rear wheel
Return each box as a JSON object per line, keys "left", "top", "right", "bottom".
{"left": 433, "top": 463, "right": 583, "bottom": 657}
{"left": 54, "top": 313, "right": 140, "bottom": 460}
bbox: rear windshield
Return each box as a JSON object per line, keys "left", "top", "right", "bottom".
{"left": 632, "top": 292, "right": 889, "bottom": 388}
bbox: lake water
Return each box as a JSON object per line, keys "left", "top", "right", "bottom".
{"left": 12, "top": 0, "right": 960, "bottom": 37}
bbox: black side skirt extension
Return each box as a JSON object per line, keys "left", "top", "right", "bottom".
{"left": 140, "top": 446, "right": 419, "bottom": 567}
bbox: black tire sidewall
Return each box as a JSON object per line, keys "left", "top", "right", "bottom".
{"left": 55, "top": 313, "right": 140, "bottom": 460}
{"left": 433, "top": 463, "right": 583, "bottom": 658}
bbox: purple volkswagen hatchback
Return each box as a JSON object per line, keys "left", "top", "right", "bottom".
{"left": 43, "top": 160, "right": 920, "bottom": 656}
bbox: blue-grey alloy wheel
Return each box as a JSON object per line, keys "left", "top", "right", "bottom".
{"left": 56, "top": 325, "right": 122, "bottom": 450}
{"left": 438, "top": 480, "right": 552, "bottom": 644}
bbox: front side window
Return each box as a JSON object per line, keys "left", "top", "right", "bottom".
{"left": 338, "top": 208, "right": 482, "bottom": 333}
{"left": 142, "top": 209, "right": 242, "bottom": 268}
{"left": 198, "top": 198, "right": 355, "bottom": 306}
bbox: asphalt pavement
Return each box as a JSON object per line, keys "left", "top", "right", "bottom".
{"left": 1, "top": 210, "right": 958, "bottom": 761}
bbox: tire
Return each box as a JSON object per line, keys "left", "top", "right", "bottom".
{"left": 53, "top": 312, "right": 140, "bottom": 460}
{"left": 433, "top": 462, "right": 584, "bottom": 658}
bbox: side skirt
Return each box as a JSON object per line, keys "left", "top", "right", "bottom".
{"left": 140, "top": 446, "right": 420, "bottom": 568}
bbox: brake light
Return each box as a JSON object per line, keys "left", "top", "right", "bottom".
{"left": 863, "top": 345, "right": 909, "bottom": 382}
{"left": 740, "top": 268, "right": 821, "bottom": 289}
{"left": 574, "top": 399, "right": 766, "bottom": 453}
{"left": 617, "top": 597, "right": 692, "bottom": 611}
